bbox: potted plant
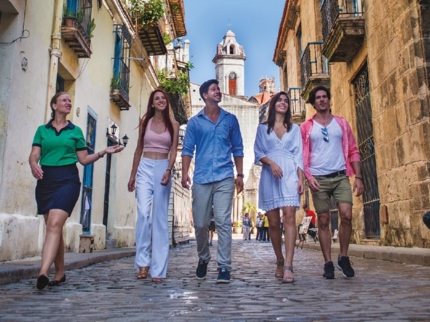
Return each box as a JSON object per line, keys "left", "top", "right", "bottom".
{"left": 233, "top": 221, "right": 242, "bottom": 234}
{"left": 63, "top": 6, "right": 85, "bottom": 26}
{"left": 129, "top": 0, "right": 164, "bottom": 27}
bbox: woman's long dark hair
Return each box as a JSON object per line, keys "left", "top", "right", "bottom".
{"left": 264, "top": 91, "right": 292, "bottom": 134}
{"left": 138, "top": 88, "right": 174, "bottom": 147}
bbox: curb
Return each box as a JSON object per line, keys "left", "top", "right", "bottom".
{"left": 0, "top": 248, "right": 136, "bottom": 285}
{"left": 301, "top": 242, "right": 430, "bottom": 266}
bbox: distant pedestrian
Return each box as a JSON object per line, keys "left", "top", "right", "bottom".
{"left": 128, "top": 88, "right": 179, "bottom": 283}
{"left": 209, "top": 212, "right": 216, "bottom": 246}
{"left": 242, "top": 213, "right": 252, "bottom": 241}
{"left": 263, "top": 213, "right": 270, "bottom": 242}
{"left": 181, "top": 79, "right": 244, "bottom": 284}
{"left": 254, "top": 91, "right": 304, "bottom": 283}
{"left": 256, "top": 212, "right": 264, "bottom": 241}
{"left": 303, "top": 204, "right": 317, "bottom": 242}
{"left": 29, "top": 92, "right": 123, "bottom": 290}
{"left": 300, "top": 85, "right": 364, "bottom": 279}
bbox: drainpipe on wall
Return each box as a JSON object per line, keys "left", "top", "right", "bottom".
{"left": 45, "top": 0, "right": 64, "bottom": 122}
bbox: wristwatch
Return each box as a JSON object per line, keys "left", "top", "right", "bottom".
{"left": 237, "top": 174, "right": 244, "bottom": 178}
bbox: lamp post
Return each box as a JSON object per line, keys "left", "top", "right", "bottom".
{"left": 122, "top": 134, "right": 129, "bottom": 147}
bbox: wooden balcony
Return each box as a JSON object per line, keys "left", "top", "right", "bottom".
{"left": 138, "top": 23, "right": 167, "bottom": 56}
{"left": 322, "top": 17, "right": 365, "bottom": 63}
{"left": 61, "top": 17, "right": 92, "bottom": 58}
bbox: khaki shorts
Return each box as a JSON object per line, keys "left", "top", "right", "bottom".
{"left": 311, "top": 175, "right": 352, "bottom": 214}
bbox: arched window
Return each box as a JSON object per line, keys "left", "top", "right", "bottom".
{"left": 229, "top": 72, "right": 237, "bottom": 96}
{"left": 229, "top": 45, "right": 235, "bottom": 55}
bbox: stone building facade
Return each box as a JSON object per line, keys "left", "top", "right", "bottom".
{"left": 273, "top": 0, "right": 430, "bottom": 247}
{"left": 0, "top": 0, "right": 189, "bottom": 261}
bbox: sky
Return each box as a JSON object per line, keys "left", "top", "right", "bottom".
{"left": 182, "top": 0, "right": 285, "bottom": 98}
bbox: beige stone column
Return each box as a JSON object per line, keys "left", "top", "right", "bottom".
{"left": 45, "top": 0, "right": 64, "bottom": 122}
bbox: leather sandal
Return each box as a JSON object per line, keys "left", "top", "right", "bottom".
{"left": 137, "top": 266, "right": 149, "bottom": 279}
{"left": 151, "top": 278, "right": 163, "bottom": 283}
{"left": 275, "top": 260, "right": 284, "bottom": 278}
{"left": 48, "top": 274, "right": 66, "bottom": 286}
{"left": 282, "top": 265, "right": 294, "bottom": 283}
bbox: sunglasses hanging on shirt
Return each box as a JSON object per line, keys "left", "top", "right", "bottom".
{"left": 321, "top": 127, "right": 329, "bottom": 142}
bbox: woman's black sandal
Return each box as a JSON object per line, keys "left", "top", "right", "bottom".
{"left": 48, "top": 274, "right": 66, "bottom": 286}
{"left": 36, "top": 274, "right": 50, "bottom": 289}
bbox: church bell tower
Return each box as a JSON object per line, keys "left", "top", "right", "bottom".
{"left": 212, "top": 30, "right": 246, "bottom": 98}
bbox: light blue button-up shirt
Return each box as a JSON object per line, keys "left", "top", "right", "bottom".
{"left": 182, "top": 108, "right": 244, "bottom": 184}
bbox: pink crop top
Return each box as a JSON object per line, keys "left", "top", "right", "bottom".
{"left": 142, "top": 118, "right": 172, "bottom": 154}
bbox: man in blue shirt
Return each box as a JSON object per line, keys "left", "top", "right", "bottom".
{"left": 182, "top": 79, "right": 244, "bottom": 283}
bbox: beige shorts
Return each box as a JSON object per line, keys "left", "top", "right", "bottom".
{"left": 311, "top": 175, "right": 352, "bottom": 214}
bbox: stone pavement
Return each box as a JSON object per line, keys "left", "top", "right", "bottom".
{"left": 1, "top": 235, "right": 430, "bottom": 321}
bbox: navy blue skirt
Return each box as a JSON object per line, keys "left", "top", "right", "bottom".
{"left": 35, "top": 164, "right": 81, "bottom": 216}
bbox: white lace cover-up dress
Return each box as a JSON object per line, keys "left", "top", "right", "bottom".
{"left": 254, "top": 123, "right": 304, "bottom": 211}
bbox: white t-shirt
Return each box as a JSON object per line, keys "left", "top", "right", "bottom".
{"left": 309, "top": 119, "right": 346, "bottom": 176}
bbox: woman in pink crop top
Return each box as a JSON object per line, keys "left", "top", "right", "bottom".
{"left": 128, "top": 89, "right": 179, "bottom": 283}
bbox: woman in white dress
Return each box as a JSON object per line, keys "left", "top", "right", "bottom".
{"left": 254, "top": 91, "right": 304, "bottom": 283}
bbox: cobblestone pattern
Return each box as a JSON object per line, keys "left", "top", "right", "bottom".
{"left": 1, "top": 239, "right": 430, "bottom": 321}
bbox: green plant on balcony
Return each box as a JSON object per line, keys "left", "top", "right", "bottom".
{"left": 129, "top": 0, "right": 164, "bottom": 27}
{"left": 157, "top": 62, "right": 194, "bottom": 96}
{"left": 170, "top": 3, "right": 180, "bottom": 14}
{"left": 163, "top": 32, "right": 171, "bottom": 45}
{"left": 88, "top": 18, "right": 96, "bottom": 38}
{"left": 63, "top": 5, "right": 85, "bottom": 23}
{"left": 111, "top": 75, "right": 121, "bottom": 90}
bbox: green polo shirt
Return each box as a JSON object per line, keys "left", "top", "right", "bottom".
{"left": 32, "top": 121, "right": 87, "bottom": 166}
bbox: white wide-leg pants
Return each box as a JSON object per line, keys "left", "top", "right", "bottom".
{"left": 135, "top": 157, "right": 172, "bottom": 278}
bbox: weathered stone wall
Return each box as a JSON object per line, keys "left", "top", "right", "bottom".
{"left": 276, "top": 0, "right": 430, "bottom": 247}
{"left": 365, "top": 0, "right": 430, "bottom": 247}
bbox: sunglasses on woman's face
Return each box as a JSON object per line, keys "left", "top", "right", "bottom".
{"left": 321, "top": 127, "right": 329, "bottom": 142}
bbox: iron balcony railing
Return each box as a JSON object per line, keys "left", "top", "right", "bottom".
{"left": 300, "top": 42, "right": 329, "bottom": 89}
{"left": 321, "top": 0, "right": 363, "bottom": 42}
{"left": 288, "top": 88, "right": 306, "bottom": 115}
{"left": 64, "top": 0, "right": 93, "bottom": 42}
{"left": 118, "top": 60, "right": 130, "bottom": 102}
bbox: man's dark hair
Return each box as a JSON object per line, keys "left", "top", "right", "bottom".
{"left": 308, "top": 85, "right": 331, "bottom": 105}
{"left": 199, "top": 79, "right": 219, "bottom": 100}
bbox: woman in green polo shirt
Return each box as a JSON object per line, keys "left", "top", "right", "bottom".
{"left": 29, "top": 92, "right": 123, "bottom": 290}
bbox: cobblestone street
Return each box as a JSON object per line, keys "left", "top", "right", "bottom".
{"left": 1, "top": 236, "right": 430, "bottom": 321}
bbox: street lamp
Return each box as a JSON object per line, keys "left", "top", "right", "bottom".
{"left": 110, "top": 124, "right": 118, "bottom": 136}
{"left": 122, "top": 134, "right": 129, "bottom": 147}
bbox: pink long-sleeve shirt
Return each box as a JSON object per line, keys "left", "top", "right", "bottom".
{"left": 300, "top": 115, "right": 360, "bottom": 180}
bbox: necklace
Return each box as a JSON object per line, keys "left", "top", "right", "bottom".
{"left": 318, "top": 114, "right": 332, "bottom": 127}
{"left": 153, "top": 118, "right": 163, "bottom": 124}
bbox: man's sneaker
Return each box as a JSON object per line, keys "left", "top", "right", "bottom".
{"left": 196, "top": 259, "right": 208, "bottom": 280}
{"left": 209, "top": 242, "right": 213, "bottom": 246}
{"left": 216, "top": 267, "right": 230, "bottom": 284}
{"left": 323, "top": 261, "right": 335, "bottom": 279}
{"left": 337, "top": 256, "right": 355, "bottom": 277}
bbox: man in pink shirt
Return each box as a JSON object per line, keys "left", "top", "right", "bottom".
{"left": 300, "top": 86, "right": 364, "bottom": 279}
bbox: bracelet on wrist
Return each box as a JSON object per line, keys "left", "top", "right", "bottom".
{"left": 98, "top": 152, "right": 104, "bottom": 158}
{"left": 355, "top": 176, "right": 362, "bottom": 180}
{"left": 166, "top": 168, "right": 171, "bottom": 172}
{"left": 237, "top": 174, "right": 244, "bottom": 178}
